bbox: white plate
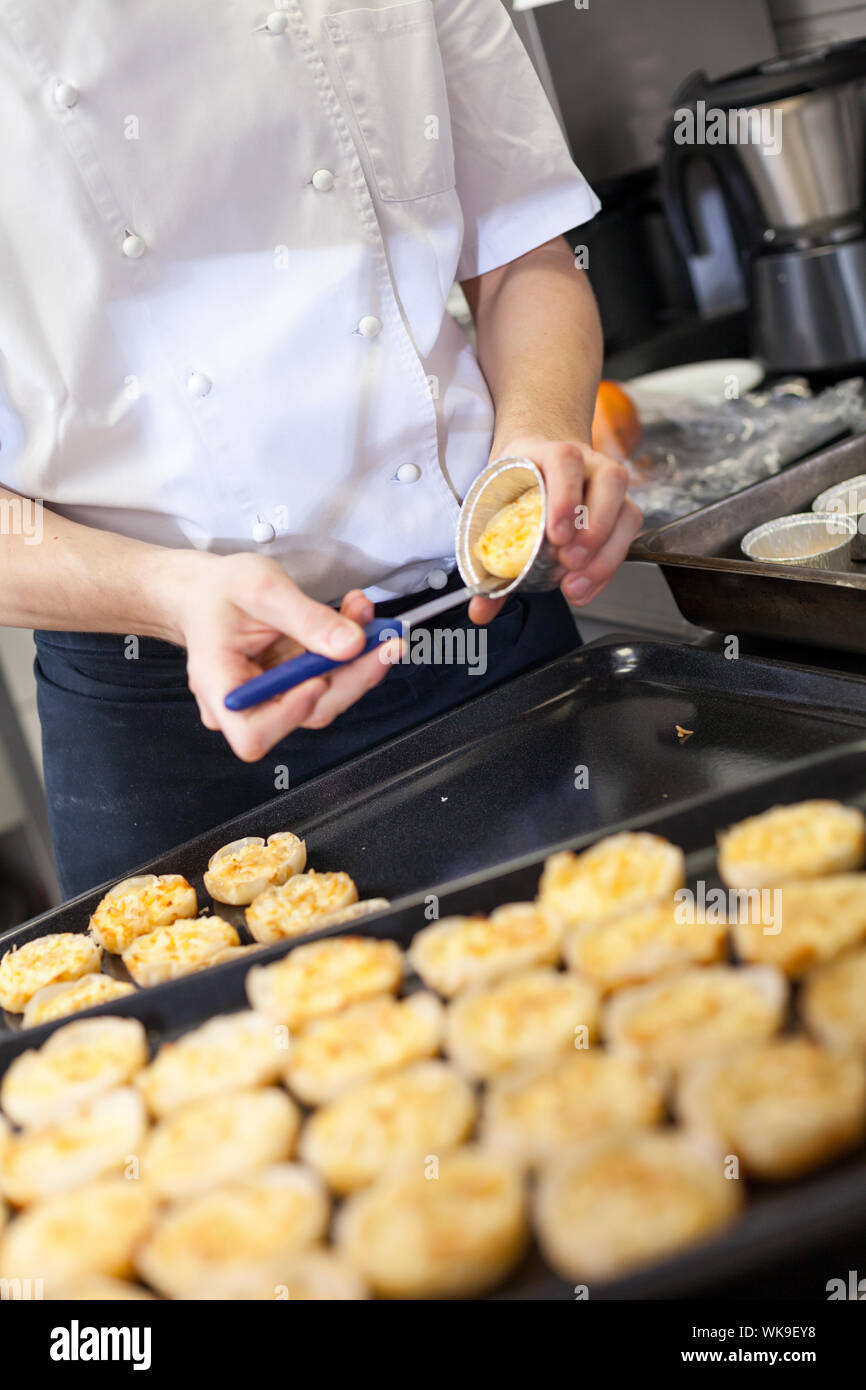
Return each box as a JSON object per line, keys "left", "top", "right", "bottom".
{"left": 625, "top": 359, "right": 765, "bottom": 405}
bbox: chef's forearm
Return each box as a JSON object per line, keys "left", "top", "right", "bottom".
{"left": 463, "top": 237, "right": 602, "bottom": 456}
{"left": 0, "top": 487, "right": 203, "bottom": 643}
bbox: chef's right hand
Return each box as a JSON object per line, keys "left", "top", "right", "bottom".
{"left": 170, "top": 552, "right": 400, "bottom": 762}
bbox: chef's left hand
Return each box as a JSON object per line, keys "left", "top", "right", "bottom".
{"left": 468, "top": 437, "right": 643, "bottom": 625}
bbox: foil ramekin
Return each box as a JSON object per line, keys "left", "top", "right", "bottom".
{"left": 812, "top": 475, "right": 866, "bottom": 561}
{"left": 456, "top": 457, "right": 562, "bottom": 598}
{"left": 741, "top": 511, "right": 858, "bottom": 571}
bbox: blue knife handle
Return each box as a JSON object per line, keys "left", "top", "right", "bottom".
{"left": 224, "top": 618, "right": 400, "bottom": 711}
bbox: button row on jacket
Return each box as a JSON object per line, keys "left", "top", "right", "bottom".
{"left": 264, "top": 12, "right": 289, "bottom": 35}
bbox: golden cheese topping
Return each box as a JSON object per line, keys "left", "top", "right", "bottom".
{"left": 141, "top": 1087, "right": 299, "bottom": 1201}
{"left": 283, "top": 993, "right": 444, "bottom": 1106}
{"left": 246, "top": 935, "right": 404, "bottom": 1029}
{"left": 565, "top": 899, "right": 727, "bottom": 992}
{"left": 299, "top": 1060, "right": 476, "bottom": 1194}
{"left": 603, "top": 965, "right": 788, "bottom": 1074}
{"left": 246, "top": 871, "right": 359, "bottom": 945}
{"left": 408, "top": 904, "right": 563, "bottom": 999}
{"left": 0, "top": 1177, "right": 157, "bottom": 1293}
{"left": 480, "top": 1050, "right": 665, "bottom": 1167}
{"left": 121, "top": 916, "right": 240, "bottom": 987}
{"left": 89, "top": 874, "right": 198, "bottom": 954}
{"left": 1, "top": 1016, "right": 149, "bottom": 1129}
{"left": 22, "top": 974, "right": 136, "bottom": 1028}
{"left": 801, "top": 945, "right": 866, "bottom": 1052}
{"left": 538, "top": 833, "right": 686, "bottom": 930}
{"left": 203, "top": 833, "right": 307, "bottom": 906}
{"left": 179, "top": 1248, "right": 368, "bottom": 1301}
{"left": 473, "top": 485, "right": 544, "bottom": 581}
{"left": 677, "top": 1036, "right": 866, "bottom": 1180}
{"left": 0, "top": 933, "right": 102, "bottom": 1014}
{"left": 534, "top": 1131, "right": 741, "bottom": 1283}
{"left": 445, "top": 968, "right": 600, "bottom": 1080}
{"left": 718, "top": 800, "right": 866, "bottom": 889}
{"left": 135, "top": 1164, "right": 329, "bottom": 1297}
{"left": 135, "top": 1010, "right": 284, "bottom": 1118}
{"left": 336, "top": 1147, "right": 529, "bottom": 1299}
{"left": 732, "top": 874, "right": 866, "bottom": 977}
{"left": 0, "top": 1087, "right": 147, "bottom": 1206}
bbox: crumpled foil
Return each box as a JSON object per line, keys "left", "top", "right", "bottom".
{"left": 624, "top": 377, "right": 866, "bottom": 530}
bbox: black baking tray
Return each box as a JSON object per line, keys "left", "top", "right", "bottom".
{"left": 5, "top": 636, "right": 866, "bottom": 1038}
{"left": 1, "top": 635, "right": 866, "bottom": 1030}
{"left": 5, "top": 743, "right": 866, "bottom": 1300}
{"left": 631, "top": 433, "right": 866, "bottom": 654}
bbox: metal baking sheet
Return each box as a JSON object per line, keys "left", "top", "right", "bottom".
{"left": 5, "top": 743, "right": 866, "bottom": 1300}
{"left": 631, "top": 434, "right": 866, "bottom": 654}
{"left": 4, "top": 637, "right": 866, "bottom": 1028}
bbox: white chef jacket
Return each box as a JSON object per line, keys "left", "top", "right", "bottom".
{"left": 0, "top": 0, "right": 599, "bottom": 604}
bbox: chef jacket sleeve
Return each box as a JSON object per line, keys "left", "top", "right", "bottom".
{"left": 433, "top": 0, "right": 601, "bottom": 281}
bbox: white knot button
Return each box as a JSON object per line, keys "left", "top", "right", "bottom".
{"left": 311, "top": 169, "right": 335, "bottom": 192}
{"left": 396, "top": 463, "right": 421, "bottom": 484}
{"left": 265, "top": 11, "right": 289, "bottom": 33}
{"left": 54, "top": 81, "right": 79, "bottom": 109}
{"left": 426, "top": 568, "right": 448, "bottom": 590}
{"left": 358, "top": 315, "right": 383, "bottom": 338}
{"left": 252, "top": 520, "right": 276, "bottom": 544}
{"left": 121, "top": 232, "right": 146, "bottom": 259}
{"left": 186, "top": 372, "right": 212, "bottom": 398}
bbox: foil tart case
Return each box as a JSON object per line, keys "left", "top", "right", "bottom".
{"left": 741, "top": 511, "right": 858, "bottom": 572}
{"left": 812, "top": 474, "right": 866, "bottom": 560}
{"left": 455, "top": 457, "right": 562, "bottom": 598}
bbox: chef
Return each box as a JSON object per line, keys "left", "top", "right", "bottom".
{"left": 0, "top": 0, "right": 641, "bottom": 897}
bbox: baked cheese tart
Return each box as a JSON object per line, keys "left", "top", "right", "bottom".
{"left": 602, "top": 965, "right": 787, "bottom": 1075}
{"left": 283, "top": 993, "right": 444, "bottom": 1106}
{"left": 246, "top": 870, "right": 358, "bottom": 945}
{"left": 473, "top": 485, "right": 544, "bottom": 581}
{"left": 48, "top": 1276, "right": 155, "bottom": 1300}
{"left": 677, "top": 1036, "right": 866, "bottom": 1180}
{"left": 0, "top": 1087, "right": 147, "bottom": 1206}
{"left": 135, "top": 1010, "right": 283, "bottom": 1118}
{"left": 0, "top": 933, "right": 102, "bottom": 1014}
{"left": 22, "top": 974, "right": 136, "bottom": 1028}
{"left": 444, "top": 968, "right": 600, "bottom": 1080}
{"left": 717, "top": 800, "right": 866, "bottom": 889}
{"left": 299, "top": 1060, "right": 476, "bottom": 1194}
{"left": 141, "top": 1087, "right": 298, "bottom": 1201}
{"left": 801, "top": 945, "right": 866, "bottom": 1053}
{"left": 206, "top": 944, "right": 268, "bottom": 968}
{"left": 203, "top": 833, "right": 307, "bottom": 906}
{"left": 564, "top": 899, "right": 726, "bottom": 992}
{"left": 408, "top": 904, "right": 563, "bottom": 999}
{"left": 480, "top": 1050, "right": 665, "bottom": 1168}
{"left": 534, "top": 1131, "right": 741, "bottom": 1282}
{"left": 181, "top": 1248, "right": 368, "bottom": 1301}
{"left": 1, "top": 1016, "right": 148, "bottom": 1129}
{"left": 336, "top": 1147, "right": 528, "bottom": 1298}
{"left": 246, "top": 934, "right": 404, "bottom": 1030}
{"left": 121, "top": 916, "right": 240, "bottom": 987}
{"left": 731, "top": 874, "right": 866, "bottom": 977}
{"left": 538, "top": 832, "right": 685, "bottom": 930}
{"left": 135, "top": 1164, "right": 329, "bottom": 1297}
{"left": 90, "top": 874, "right": 198, "bottom": 954}
{"left": 0, "top": 1176, "right": 157, "bottom": 1293}
{"left": 314, "top": 898, "right": 391, "bottom": 929}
